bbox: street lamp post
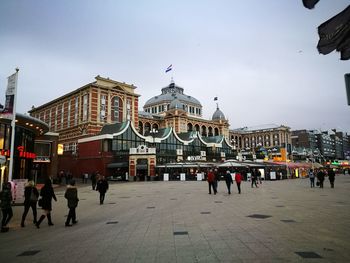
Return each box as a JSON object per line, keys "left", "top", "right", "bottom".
{"left": 149, "top": 128, "right": 158, "bottom": 146}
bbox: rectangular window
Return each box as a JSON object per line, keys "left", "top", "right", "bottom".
{"left": 74, "top": 96, "right": 79, "bottom": 126}
{"left": 127, "top": 98, "right": 131, "bottom": 120}
{"left": 49, "top": 109, "right": 52, "bottom": 129}
{"left": 54, "top": 106, "right": 58, "bottom": 130}
{"left": 61, "top": 103, "right": 64, "bottom": 129}
{"left": 43, "top": 110, "right": 47, "bottom": 124}
{"left": 72, "top": 142, "right": 77, "bottom": 154}
{"left": 67, "top": 100, "right": 71, "bottom": 128}
{"left": 83, "top": 94, "right": 88, "bottom": 121}
{"left": 100, "top": 95, "right": 106, "bottom": 122}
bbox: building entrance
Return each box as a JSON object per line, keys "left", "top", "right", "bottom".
{"left": 136, "top": 159, "right": 148, "bottom": 181}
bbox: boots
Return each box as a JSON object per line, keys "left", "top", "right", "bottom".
{"left": 47, "top": 213, "right": 54, "bottom": 226}
{"left": 36, "top": 215, "right": 45, "bottom": 229}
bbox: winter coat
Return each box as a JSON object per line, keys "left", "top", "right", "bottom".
{"left": 96, "top": 179, "right": 109, "bottom": 193}
{"left": 65, "top": 185, "right": 79, "bottom": 208}
{"left": 40, "top": 185, "right": 57, "bottom": 211}
{"left": 207, "top": 171, "right": 215, "bottom": 182}
{"left": 328, "top": 169, "right": 335, "bottom": 182}
{"left": 0, "top": 188, "right": 12, "bottom": 209}
{"left": 235, "top": 173, "right": 243, "bottom": 183}
{"left": 317, "top": 171, "right": 325, "bottom": 182}
{"left": 24, "top": 184, "right": 39, "bottom": 205}
{"left": 224, "top": 172, "right": 233, "bottom": 184}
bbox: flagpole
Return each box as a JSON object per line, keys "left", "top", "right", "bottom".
{"left": 8, "top": 68, "right": 19, "bottom": 182}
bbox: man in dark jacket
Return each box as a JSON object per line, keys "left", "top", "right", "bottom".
{"left": 96, "top": 176, "right": 109, "bottom": 204}
{"left": 327, "top": 168, "right": 335, "bottom": 188}
{"left": 317, "top": 169, "right": 325, "bottom": 188}
{"left": 21, "top": 180, "right": 39, "bottom": 227}
{"left": 224, "top": 170, "right": 233, "bottom": 194}
{"left": 64, "top": 180, "right": 79, "bottom": 226}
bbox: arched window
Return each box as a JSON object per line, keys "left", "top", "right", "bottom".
{"left": 152, "top": 123, "right": 159, "bottom": 130}
{"left": 208, "top": 127, "right": 213, "bottom": 137}
{"left": 138, "top": 121, "right": 143, "bottom": 135}
{"left": 187, "top": 123, "right": 193, "bottom": 132}
{"left": 195, "top": 124, "right": 200, "bottom": 132}
{"left": 201, "top": 126, "right": 207, "bottom": 137}
{"left": 214, "top": 128, "right": 219, "bottom": 136}
{"left": 112, "top": 96, "right": 123, "bottom": 123}
{"left": 144, "top": 122, "right": 151, "bottom": 135}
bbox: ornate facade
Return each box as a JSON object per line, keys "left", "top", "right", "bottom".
{"left": 29, "top": 76, "right": 140, "bottom": 154}
{"left": 138, "top": 81, "right": 230, "bottom": 139}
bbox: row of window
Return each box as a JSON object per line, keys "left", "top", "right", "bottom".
{"left": 34, "top": 95, "right": 127, "bottom": 131}
{"left": 145, "top": 104, "right": 201, "bottom": 116}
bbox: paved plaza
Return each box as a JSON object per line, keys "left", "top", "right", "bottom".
{"left": 1, "top": 175, "right": 350, "bottom": 262}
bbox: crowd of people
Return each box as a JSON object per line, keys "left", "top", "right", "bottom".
{"left": 308, "top": 168, "right": 336, "bottom": 188}
{"left": 0, "top": 166, "right": 339, "bottom": 233}
{"left": 0, "top": 173, "right": 109, "bottom": 233}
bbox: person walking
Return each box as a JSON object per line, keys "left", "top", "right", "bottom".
{"left": 224, "top": 170, "right": 233, "bottom": 194}
{"left": 0, "top": 182, "right": 13, "bottom": 232}
{"left": 235, "top": 170, "right": 243, "bottom": 194}
{"left": 21, "top": 180, "right": 39, "bottom": 227}
{"left": 36, "top": 179, "right": 57, "bottom": 228}
{"left": 327, "top": 168, "right": 335, "bottom": 188}
{"left": 96, "top": 176, "right": 109, "bottom": 204}
{"left": 251, "top": 169, "right": 258, "bottom": 188}
{"left": 316, "top": 169, "right": 325, "bottom": 189}
{"left": 309, "top": 169, "right": 315, "bottom": 188}
{"left": 207, "top": 169, "right": 217, "bottom": 195}
{"left": 214, "top": 168, "right": 220, "bottom": 193}
{"left": 91, "top": 171, "right": 97, "bottom": 190}
{"left": 64, "top": 180, "right": 79, "bottom": 227}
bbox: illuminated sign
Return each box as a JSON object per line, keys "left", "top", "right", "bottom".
{"left": 0, "top": 146, "right": 36, "bottom": 159}
{"left": 57, "top": 144, "right": 64, "bottom": 155}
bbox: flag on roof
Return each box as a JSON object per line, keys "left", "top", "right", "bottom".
{"left": 214, "top": 97, "right": 218, "bottom": 101}
{"left": 165, "top": 64, "right": 172, "bottom": 73}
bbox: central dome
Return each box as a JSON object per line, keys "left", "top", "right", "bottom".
{"left": 212, "top": 107, "right": 226, "bottom": 120}
{"left": 143, "top": 81, "right": 202, "bottom": 116}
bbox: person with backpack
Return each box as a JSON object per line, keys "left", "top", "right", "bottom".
{"left": 21, "top": 180, "right": 39, "bottom": 227}
{"left": 309, "top": 169, "right": 315, "bottom": 188}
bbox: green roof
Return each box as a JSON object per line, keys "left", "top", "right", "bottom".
{"left": 99, "top": 121, "right": 128, "bottom": 135}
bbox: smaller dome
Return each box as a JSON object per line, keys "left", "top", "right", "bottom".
{"left": 212, "top": 107, "right": 225, "bottom": 120}
{"left": 169, "top": 98, "right": 184, "bottom": 110}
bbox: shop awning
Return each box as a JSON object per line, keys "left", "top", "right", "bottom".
{"left": 107, "top": 162, "right": 129, "bottom": 168}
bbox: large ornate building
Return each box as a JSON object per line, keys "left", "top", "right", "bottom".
{"left": 28, "top": 76, "right": 291, "bottom": 179}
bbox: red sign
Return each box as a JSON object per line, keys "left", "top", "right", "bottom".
{"left": 0, "top": 146, "right": 36, "bottom": 159}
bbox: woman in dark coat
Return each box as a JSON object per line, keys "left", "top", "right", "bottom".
{"left": 0, "top": 182, "right": 13, "bottom": 232}
{"left": 36, "top": 179, "right": 57, "bottom": 228}
{"left": 21, "top": 180, "right": 39, "bottom": 227}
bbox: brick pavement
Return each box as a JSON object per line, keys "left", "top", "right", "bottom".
{"left": 0, "top": 175, "right": 349, "bottom": 262}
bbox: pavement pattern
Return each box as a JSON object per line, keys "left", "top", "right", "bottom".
{"left": 0, "top": 175, "right": 350, "bottom": 263}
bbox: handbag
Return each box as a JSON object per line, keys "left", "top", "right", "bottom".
{"left": 38, "top": 198, "right": 43, "bottom": 207}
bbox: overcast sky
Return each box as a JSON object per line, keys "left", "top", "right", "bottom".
{"left": 0, "top": 0, "right": 349, "bottom": 132}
